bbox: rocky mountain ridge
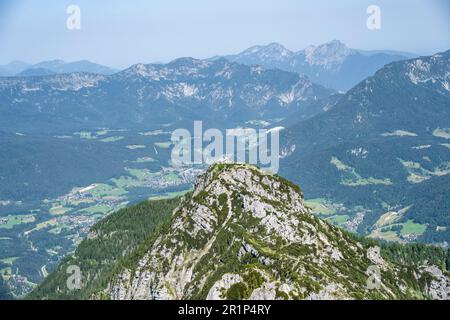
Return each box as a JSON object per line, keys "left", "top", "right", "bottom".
{"left": 96, "top": 164, "right": 449, "bottom": 300}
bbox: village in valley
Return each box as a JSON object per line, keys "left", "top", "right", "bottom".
{"left": 0, "top": 129, "right": 205, "bottom": 297}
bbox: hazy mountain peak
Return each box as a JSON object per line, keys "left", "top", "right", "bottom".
{"left": 265, "top": 42, "right": 292, "bottom": 53}
{"left": 220, "top": 40, "right": 410, "bottom": 90}
{"left": 16, "top": 59, "right": 117, "bottom": 76}
{"left": 17, "top": 67, "right": 56, "bottom": 77}
{"left": 167, "top": 57, "right": 213, "bottom": 69}
{"left": 5, "top": 60, "right": 31, "bottom": 69}
{"left": 303, "top": 40, "right": 353, "bottom": 68}
{"left": 231, "top": 43, "right": 291, "bottom": 65}
{"left": 124, "top": 63, "right": 155, "bottom": 77}
{"left": 32, "top": 59, "right": 66, "bottom": 69}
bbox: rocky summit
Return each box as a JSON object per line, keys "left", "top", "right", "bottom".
{"left": 97, "top": 163, "right": 448, "bottom": 300}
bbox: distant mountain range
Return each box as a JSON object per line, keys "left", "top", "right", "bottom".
{"left": 0, "top": 60, "right": 118, "bottom": 77}
{"left": 0, "top": 58, "right": 333, "bottom": 134}
{"left": 1, "top": 41, "right": 416, "bottom": 91}
{"left": 216, "top": 40, "right": 416, "bottom": 91}
{"left": 0, "top": 61, "right": 31, "bottom": 76}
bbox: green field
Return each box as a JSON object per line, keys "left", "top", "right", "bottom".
{"left": 399, "top": 158, "right": 450, "bottom": 184}
{"left": 74, "top": 131, "right": 97, "bottom": 140}
{"left": 111, "top": 175, "right": 139, "bottom": 189}
{"left": 50, "top": 205, "right": 72, "bottom": 216}
{"left": 433, "top": 127, "right": 450, "bottom": 139}
{"left": 401, "top": 220, "right": 427, "bottom": 236}
{"left": 96, "top": 130, "right": 109, "bottom": 136}
{"left": 164, "top": 173, "right": 181, "bottom": 183}
{"left": 134, "top": 157, "right": 156, "bottom": 163}
{"left": 325, "top": 214, "right": 350, "bottom": 225}
{"left": 0, "top": 214, "right": 36, "bottom": 229}
{"left": 100, "top": 136, "right": 124, "bottom": 143}
{"left": 1, "top": 266, "right": 12, "bottom": 279}
{"left": 139, "top": 130, "right": 168, "bottom": 136}
{"left": 382, "top": 130, "right": 417, "bottom": 137}
{"left": 369, "top": 229, "right": 402, "bottom": 242}
{"left": 48, "top": 226, "right": 67, "bottom": 235}
{"left": 126, "top": 145, "right": 146, "bottom": 150}
{"left": 305, "top": 198, "right": 336, "bottom": 215}
{"left": 111, "top": 168, "right": 158, "bottom": 189}
{"left": 88, "top": 184, "right": 127, "bottom": 197}
{"left": 26, "top": 219, "right": 58, "bottom": 234}
{"left": 343, "top": 177, "right": 393, "bottom": 187}
{"left": 73, "top": 130, "right": 125, "bottom": 142}
{"left": 0, "top": 257, "right": 18, "bottom": 265}
{"left": 154, "top": 142, "right": 172, "bottom": 149}
{"left": 79, "top": 205, "right": 112, "bottom": 215}
{"left": 127, "top": 168, "right": 159, "bottom": 182}
{"left": 331, "top": 157, "right": 392, "bottom": 186}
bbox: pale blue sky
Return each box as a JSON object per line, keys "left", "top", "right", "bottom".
{"left": 1, "top": 0, "right": 449, "bottom": 68}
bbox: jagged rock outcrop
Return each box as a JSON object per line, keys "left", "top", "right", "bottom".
{"left": 103, "top": 164, "right": 449, "bottom": 300}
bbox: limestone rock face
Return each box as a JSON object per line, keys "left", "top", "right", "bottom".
{"left": 420, "top": 266, "right": 449, "bottom": 300}
{"left": 103, "top": 164, "right": 449, "bottom": 300}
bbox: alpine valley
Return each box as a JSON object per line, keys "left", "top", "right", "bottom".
{"left": 216, "top": 40, "right": 416, "bottom": 91}
{"left": 30, "top": 164, "right": 449, "bottom": 300}
{"left": 0, "top": 41, "right": 449, "bottom": 300}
